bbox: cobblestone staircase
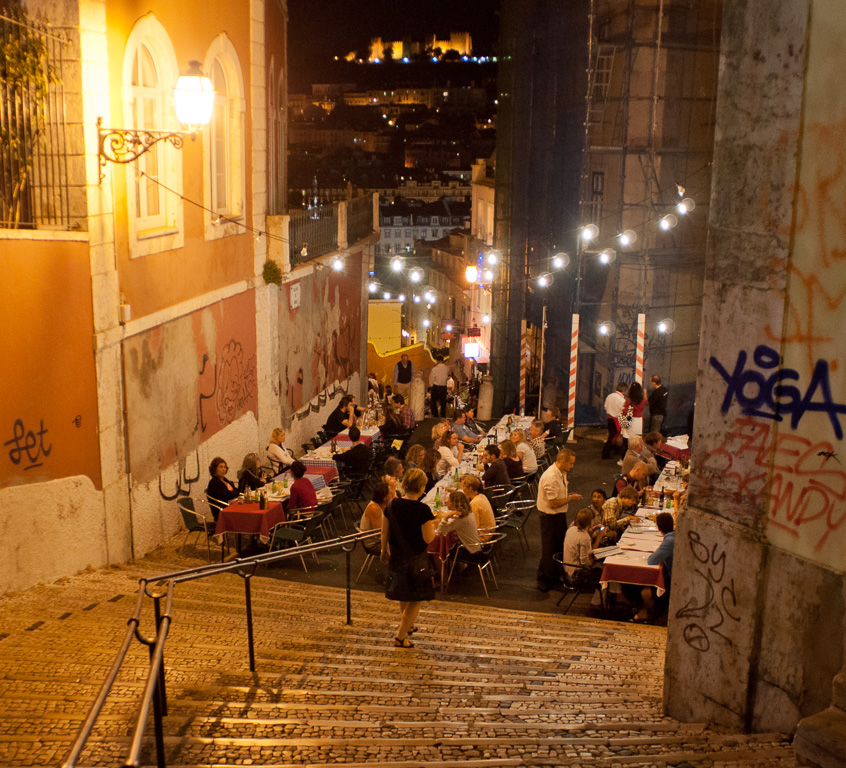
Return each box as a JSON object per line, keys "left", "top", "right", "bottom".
{"left": 0, "top": 544, "right": 797, "bottom": 767}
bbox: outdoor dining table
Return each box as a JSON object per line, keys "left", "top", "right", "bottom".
{"left": 600, "top": 552, "right": 666, "bottom": 596}
{"left": 657, "top": 435, "right": 690, "bottom": 461}
{"left": 333, "top": 425, "right": 381, "bottom": 446}
{"left": 215, "top": 500, "right": 287, "bottom": 561}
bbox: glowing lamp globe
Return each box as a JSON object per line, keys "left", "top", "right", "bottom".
{"left": 173, "top": 61, "right": 215, "bottom": 129}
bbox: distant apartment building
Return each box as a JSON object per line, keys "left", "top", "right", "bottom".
{"left": 373, "top": 174, "right": 471, "bottom": 204}
{"left": 376, "top": 199, "right": 470, "bottom": 256}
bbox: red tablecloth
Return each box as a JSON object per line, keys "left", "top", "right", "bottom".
{"left": 334, "top": 433, "right": 374, "bottom": 446}
{"left": 216, "top": 501, "right": 285, "bottom": 541}
{"left": 428, "top": 531, "right": 456, "bottom": 561}
{"left": 657, "top": 443, "right": 690, "bottom": 461}
{"left": 600, "top": 557, "right": 666, "bottom": 596}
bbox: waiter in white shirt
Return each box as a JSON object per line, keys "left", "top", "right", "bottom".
{"left": 601, "top": 382, "right": 628, "bottom": 460}
{"left": 536, "top": 448, "right": 581, "bottom": 591}
{"left": 429, "top": 354, "right": 450, "bottom": 417}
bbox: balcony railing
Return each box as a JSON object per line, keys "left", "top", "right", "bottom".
{"left": 289, "top": 206, "right": 338, "bottom": 267}
{"left": 268, "top": 194, "right": 377, "bottom": 272}
{"left": 0, "top": 14, "right": 84, "bottom": 231}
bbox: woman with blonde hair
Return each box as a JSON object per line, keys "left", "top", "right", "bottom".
{"left": 381, "top": 468, "right": 436, "bottom": 648}
{"left": 266, "top": 428, "right": 294, "bottom": 474}
{"left": 237, "top": 452, "right": 266, "bottom": 493}
{"left": 431, "top": 421, "right": 449, "bottom": 450}
{"left": 437, "top": 489, "right": 483, "bottom": 555}
{"left": 404, "top": 443, "right": 426, "bottom": 470}
{"left": 510, "top": 428, "right": 538, "bottom": 474}
{"left": 498, "top": 439, "right": 524, "bottom": 480}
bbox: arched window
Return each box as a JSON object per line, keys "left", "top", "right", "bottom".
{"left": 204, "top": 35, "right": 245, "bottom": 238}
{"left": 122, "top": 14, "right": 183, "bottom": 257}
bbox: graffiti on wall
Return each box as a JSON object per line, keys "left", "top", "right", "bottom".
{"left": 198, "top": 340, "right": 257, "bottom": 433}
{"left": 4, "top": 418, "right": 52, "bottom": 471}
{"left": 125, "top": 290, "right": 258, "bottom": 484}
{"left": 279, "top": 255, "right": 362, "bottom": 420}
{"left": 158, "top": 451, "right": 201, "bottom": 501}
{"left": 674, "top": 530, "right": 741, "bottom": 653}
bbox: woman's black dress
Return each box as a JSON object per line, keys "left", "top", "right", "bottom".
{"left": 384, "top": 497, "right": 435, "bottom": 602}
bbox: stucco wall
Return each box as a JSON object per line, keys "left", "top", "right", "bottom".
{"left": 663, "top": 0, "right": 845, "bottom": 734}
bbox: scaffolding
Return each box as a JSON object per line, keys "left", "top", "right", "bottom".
{"left": 576, "top": 0, "right": 722, "bottom": 427}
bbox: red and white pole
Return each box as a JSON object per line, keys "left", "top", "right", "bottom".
{"left": 519, "top": 319, "right": 527, "bottom": 415}
{"left": 567, "top": 313, "right": 579, "bottom": 435}
{"left": 635, "top": 312, "right": 646, "bottom": 384}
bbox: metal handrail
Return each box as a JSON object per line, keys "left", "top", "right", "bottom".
{"left": 62, "top": 528, "right": 382, "bottom": 768}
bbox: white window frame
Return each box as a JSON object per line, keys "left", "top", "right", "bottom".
{"left": 203, "top": 35, "right": 246, "bottom": 241}
{"left": 122, "top": 14, "right": 183, "bottom": 258}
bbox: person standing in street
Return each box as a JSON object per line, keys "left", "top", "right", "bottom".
{"left": 429, "top": 354, "right": 450, "bottom": 417}
{"left": 648, "top": 375, "right": 668, "bottom": 434}
{"left": 602, "top": 382, "right": 628, "bottom": 460}
{"left": 393, "top": 353, "right": 415, "bottom": 400}
{"left": 536, "top": 448, "right": 582, "bottom": 592}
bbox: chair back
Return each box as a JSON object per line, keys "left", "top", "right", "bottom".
{"left": 177, "top": 498, "right": 205, "bottom": 533}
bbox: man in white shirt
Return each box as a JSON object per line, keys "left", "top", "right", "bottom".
{"left": 536, "top": 448, "right": 582, "bottom": 591}
{"left": 602, "top": 382, "right": 628, "bottom": 460}
{"left": 429, "top": 355, "right": 450, "bottom": 417}
{"left": 436, "top": 430, "right": 463, "bottom": 475}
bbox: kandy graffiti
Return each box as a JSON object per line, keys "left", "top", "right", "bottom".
{"left": 4, "top": 419, "right": 52, "bottom": 470}
{"left": 710, "top": 344, "right": 846, "bottom": 439}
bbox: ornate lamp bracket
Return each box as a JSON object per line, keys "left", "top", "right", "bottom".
{"left": 97, "top": 116, "right": 190, "bottom": 183}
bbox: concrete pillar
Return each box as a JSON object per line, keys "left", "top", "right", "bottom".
{"left": 663, "top": 0, "right": 845, "bottom": 744}
{"left": 410, "top": 373, "right": 426, "bottom": 422}
{"left": 477, "top": 375, "right": 494, "bottom": 421}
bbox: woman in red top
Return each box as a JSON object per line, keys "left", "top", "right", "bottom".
{"left": 621, "top": 381, "right": 646, "bottom": 441}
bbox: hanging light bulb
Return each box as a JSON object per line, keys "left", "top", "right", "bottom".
{"left": 483, "top": 269, "right": 494, "bottom": 281}
{"left": 677, "top": 198, "right": 696, "bottom": 215}
{"left": 331, "top": 256, "right": 344, "bottom": 271}
{"left": 660, "top": 214, "right": 678, "bottom": 231}
{"left": 598, "top": 248, "right": 617, "bottom": 264}
{"left": 482, "top": 314, "right": 490, "bottom": 324}
{"left": 552, "top": 252, "right": 569, "bottom": 270}
{"left": 383, "top": 291, "right": 391, "bottom": 300}
{"left": 486, "top": 249, "right": 501, "bottom": 265}
{"left": 413, "top": 294, "right": 421, "bottom": 303}
{"left": 422, "top": 318, "right": 431, "bottom": 328}
{"left": 409, "top": 268, "right": 423, "bottom": 283}
{"left": 391, "top": 257, "right": 403, "bottom": 272}
{"left": 598, "top": 320, "right": 616, "bottom": 336}
{"left": 617, "top": 229, "right": 637, "bottom": 247}
{"left": 445, "top": 324, "right": 453, "bottom": 332}
{"left": 657, "top": 318, "right": 676, "bottom": 334}
{"left": 581, "top": 224, "right": 599, "bottom": 242}
{"left": 398, "top": 294, "right": 406, "bottom": 302}
{"left": 537, "top": 272, "right": 553, "bottom": 288}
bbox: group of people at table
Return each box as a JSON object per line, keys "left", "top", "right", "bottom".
{"left": 195, "top": 378, "right": 689, "bottom": 643}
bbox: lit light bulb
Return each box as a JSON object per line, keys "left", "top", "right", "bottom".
{"left": 660, "top": 214, "right": 678, "bottom": 231}
{"left": 482, "top": 314, "right": 490, "bottom": 324}
{"left": 598, "top": 248, "right": 616, "bottom": 264}
{"left": 658, "top": 321, "right": 667, "bottom": 333}
{"left": 599, "top": 324, "right": 610, "bottom": 336}
{"left": 677, "top": 198, "right": 695, "bottom": 215}
{"left": 422, "top": 318, "right": 431, "bottom": 328}
{"left": 486, "top": 249, "right": 501, "bottom": 265}
{"left": 537, "top": 272, "right": 552, "bottom": 288}
{"left": 383, "top": 291, "right": 391, "bottom": 300}
{"left": 483, "top": 269, "right": 494, "bottom": 281}
{"left": 398, "top": 294, "right": 406, "bottom": 302}
{"left": 368, "top": 282, "right": 378, "bottom": 293}
{"left": 552, "top": 252, "right": 569, "bottom": 270}
{"left": 410, "top": 268, "right": 422, "bottom": 282}
{"left": 581, "top": 224, "right": 599, "bottom": 242}
{"left": 598, "top": 320, "right": 616, "bottom": 336}
{"left": 391, "top": 257, "right": 403, "bottom": 272}
{"left": 465, "top": 265, "right": 478, "bottom": 283}
{"left": 657, "top": 318, "right": 676, "bottom": 334}
{"left": 445, "top": 324, "right": 453, "bottom": 332}
{"left": 331, "top": 256, "right": 344, "bottom": 271}
{"left": 618, "top": 229, "right": 637, "bottom": 247}
{"left": 413, "top": 294, "right": 421, "bottom": 303}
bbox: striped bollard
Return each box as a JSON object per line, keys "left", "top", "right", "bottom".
{"left": 635, "top": 313, "right": 646, "bottom": 384}
{"left": 519, "top": 319, "right": 527, "bottom": 415}
{"left": 567, "top": 314, "right": 579, "bottom": 438}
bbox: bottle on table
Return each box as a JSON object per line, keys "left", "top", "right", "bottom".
{"left": 434, "top": 488, "right": 441, "bottom": 512}
{"left": 282, "top": 474, "right": 288, "bottom": 489}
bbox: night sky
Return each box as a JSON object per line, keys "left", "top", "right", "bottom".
{"left": 287, "top": 0, "right": 500, "bottom": 90}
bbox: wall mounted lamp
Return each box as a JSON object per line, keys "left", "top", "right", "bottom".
{"left": 97, "top": 60, "right": 215, "bottom": 183}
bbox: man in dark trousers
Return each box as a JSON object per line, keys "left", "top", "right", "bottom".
{"left": 648, "top": 375, "right": 669, "bottom": 433}
{"left": 392, "top": 353, "right": 415, "bottom": 400}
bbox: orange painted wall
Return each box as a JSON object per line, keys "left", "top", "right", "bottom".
{"left": 0, "top": 239, "right": 101, "bottom": 488}
{"left": 105, "top": 2, "right": 262, "bottom": 318}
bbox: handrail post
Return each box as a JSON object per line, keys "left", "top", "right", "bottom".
{"left": 145, "top": 622, "right": 167, "bottom": 768}
{"left": 151, "top": 593, "right": 168, "bottom": 716}
{"left": 240, "top": 568, "right": 256, "bottom": 672}
{"left": 341, "top": 540, "right": 355, "bottom": 625}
